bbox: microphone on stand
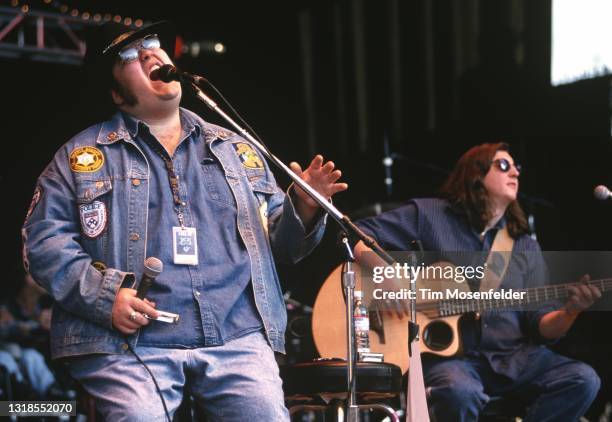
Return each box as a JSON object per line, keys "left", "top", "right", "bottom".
{"left": 149, "top": 64, "right": 207, "bottom": 85}
{"left": 594, "top": 185, "right": 612, "bottom": 201}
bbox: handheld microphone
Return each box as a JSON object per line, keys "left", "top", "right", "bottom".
{"left": 149, "top": 64, "right": 206, "bottom": 84}
{"left": 136, "top": 257, "right": 163, "bottom": 299}
{"left": 594, "top": 185, "right": 612, "bottom": 201}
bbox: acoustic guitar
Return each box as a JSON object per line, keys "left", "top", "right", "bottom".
{"left": 312, "top": 263, "right": 611, "bottom": 374}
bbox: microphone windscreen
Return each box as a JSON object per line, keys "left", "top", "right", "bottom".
{"left": 149, "top": 64, "right": 176, "bottom": 82}
{"left": 144, "top": 257, "right": 163, "bottom": 277}
{"left": 594, "top": 185, "right": 610, "bottom": 200}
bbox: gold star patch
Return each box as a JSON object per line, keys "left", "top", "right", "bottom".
{"left": 70, "top": 146, "right": 105, "bottom": 173}
{"left": 232, "top": 142, "right": 264, "bottom": 169}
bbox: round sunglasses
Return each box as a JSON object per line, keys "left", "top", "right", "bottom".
{"left": 491, "top": 158, "right": 521, "bottom": 174}
{"left": 118, "top": 34, "right": 161, "bottom": 64}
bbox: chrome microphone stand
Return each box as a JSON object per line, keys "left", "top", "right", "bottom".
{"left": 187, "top": 80, "right": 397, "bottom": 422}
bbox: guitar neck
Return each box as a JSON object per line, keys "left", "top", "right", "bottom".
{"left": 437, "top": 278, "right": 612, "bottom": 316}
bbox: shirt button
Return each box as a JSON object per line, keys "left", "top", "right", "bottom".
{"left": 195, "top": 291, "right": 201, "bottom": 297}
{"left": 483, "top": 324, "right": 488, "bottom": 328}
{"left": 121, "top": 343, "right": 129, "bottom": 351}
{"left": 132, "top": 179, "right": 141, "bottom": 186}
{"left": 129, "top": 233, "right": 140, "bottom": 241}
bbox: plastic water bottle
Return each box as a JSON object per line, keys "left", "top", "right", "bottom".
{"left": 353, "top": 290, "right": 370, "bottom": 355}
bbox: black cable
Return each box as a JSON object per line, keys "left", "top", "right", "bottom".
{"left": 126, "top": 341, "right": 171, "bottom": 422}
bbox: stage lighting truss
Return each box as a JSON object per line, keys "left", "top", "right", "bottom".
{"left": 0, "top": 5, "right": 94, "bottom": 65}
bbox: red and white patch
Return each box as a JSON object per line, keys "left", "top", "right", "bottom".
{"left": 79, "top": 201, "right": 107, "bottom": 238}
{"left": 25, "top": 186, "right": 42, "bottom": 221}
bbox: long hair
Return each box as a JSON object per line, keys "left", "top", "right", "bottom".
{"left": 439, "top": 142, "right": 530, "bottom": 239}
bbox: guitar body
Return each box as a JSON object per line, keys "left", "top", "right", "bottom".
{"left": 312, "top": 261, "right": 612, "bottom": 374}
{"left": 312, "top": 263, "right": 471, "bottom": 374}
{"left": 312, "top": 264, "right": 410, "bottom": 373}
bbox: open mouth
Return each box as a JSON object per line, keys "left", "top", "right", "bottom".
{"left": 148, "top": 61, "right": 165, "bottom": 78}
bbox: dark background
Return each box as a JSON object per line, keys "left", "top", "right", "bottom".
{"left": 2, "top": 0, "right": 612, "bottom": 411}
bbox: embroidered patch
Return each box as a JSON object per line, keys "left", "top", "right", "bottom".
{"left": 232, "top": 142, "right": 264, "bottom": 169}
{"left": 25, "top": 186, "right": 42, "bottom": 221}
{"left": 79, "top": 201, "right": 107, "bottom": 238}
{"left": 69, "top": 146, "right": 105, "bottom": 173}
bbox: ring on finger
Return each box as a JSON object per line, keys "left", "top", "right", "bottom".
{"left": 129, "top": 311, "right": 138, "bottom": 321}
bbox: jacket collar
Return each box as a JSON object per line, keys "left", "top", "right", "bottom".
{"left": 95, "top": 108, "right": 205, "bottom": 145}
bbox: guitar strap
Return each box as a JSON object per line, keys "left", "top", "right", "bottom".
{"left": 479, "top": 226, "right": 514, "bottom": 292}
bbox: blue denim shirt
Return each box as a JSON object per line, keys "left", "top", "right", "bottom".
{"left": 22, "top": 108, "right": 326, "bottom": 359}
{"left": 120, "top": 111, "right": 262, "bottom": 347}
{"left": 356, "top": 198, "right": 559, "bottom": 379}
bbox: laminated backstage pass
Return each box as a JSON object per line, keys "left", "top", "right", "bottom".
{"left": 172, "top": 226, "right": 198, "bottom": 265}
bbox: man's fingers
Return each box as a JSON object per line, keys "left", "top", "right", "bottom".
{"left": 117, "top": 324, "right": 137, "bottom": 335}
{"left": 578, "top": 285, "right": 593, "bottom": 302}
{"left": 567, "top": 285, "right": 579, "bottom": 295}
{"left": 331, "top": 183, "right": 349, "bottom": 194}
{"left": 132, "top": 299, "right": 159, "bottom": 319}
{"left": 290, "top": 162, "right": 303, "bottom": 176}
{"left": 591, "top": 286, "right": 602, "bottom": 300}
{"left": 310, "top": 155, "right": 323, "bottom": 169}
{"left": 144, "top": 298, "right": 156, "bottom": 307}
{"left": 321, "top": 160, "right": 335, "bottom": 173}
{"left": 328, "top": 169, "right": 342, "bottom": 183}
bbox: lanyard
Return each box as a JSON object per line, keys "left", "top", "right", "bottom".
{"left": 142, "top": 136, "right": 187, "bottom": 228}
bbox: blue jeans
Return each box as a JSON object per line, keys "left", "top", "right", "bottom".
{"left": 0, "top": 347, "right": 56, "bottom": 397}
{"left": 67, "top": 331, "right": 289, "bottom": 422}
{"left": 424, "top": 348, "right": 600, "bottom": 422}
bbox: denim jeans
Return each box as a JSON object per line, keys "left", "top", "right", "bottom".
{"left": 67, "top": 331, "right": 289, "bottom": 421}
{"left": 425, "top": 347, "right": 600, "bottom": 422}
{"left": 0, "top": 347, "right": 56, "bottom": 397}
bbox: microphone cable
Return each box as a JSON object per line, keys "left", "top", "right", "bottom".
{"left": 126, "top": 339, "right": 171, "bottom": 422}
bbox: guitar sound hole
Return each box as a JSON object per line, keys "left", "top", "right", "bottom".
{"left": 423, "top": 321, "right": 453, "bottom": 351}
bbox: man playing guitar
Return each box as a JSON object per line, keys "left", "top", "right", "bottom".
{"left": 353, "top": 143, "right": 601, "bottom": 422}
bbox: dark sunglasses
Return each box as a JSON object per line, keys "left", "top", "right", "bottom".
{"left": 118, "top": 34, "right": 161, "bottom": 64}
{"left": 491, "top": 158, "right": 521, "bottom": 174}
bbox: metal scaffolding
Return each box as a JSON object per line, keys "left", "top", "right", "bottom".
{"left": 0, "top": 6, "right": 94, "bottom": 65}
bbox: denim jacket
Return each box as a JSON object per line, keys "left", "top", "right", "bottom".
{"left": 22, "top": 108, "right": 325, "bottom": 359}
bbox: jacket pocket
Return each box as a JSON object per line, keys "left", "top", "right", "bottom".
{"left": 247, "top": 176, "right": 277, "bottom": 236}
{"left": 247, "top": 174, "right": 276, "bottom": 206}
{"left": 201, "top": 162, "right": 237, "bottom": 207}
{"left": 76, "top": 179, "right": 113, "bottom": 204}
